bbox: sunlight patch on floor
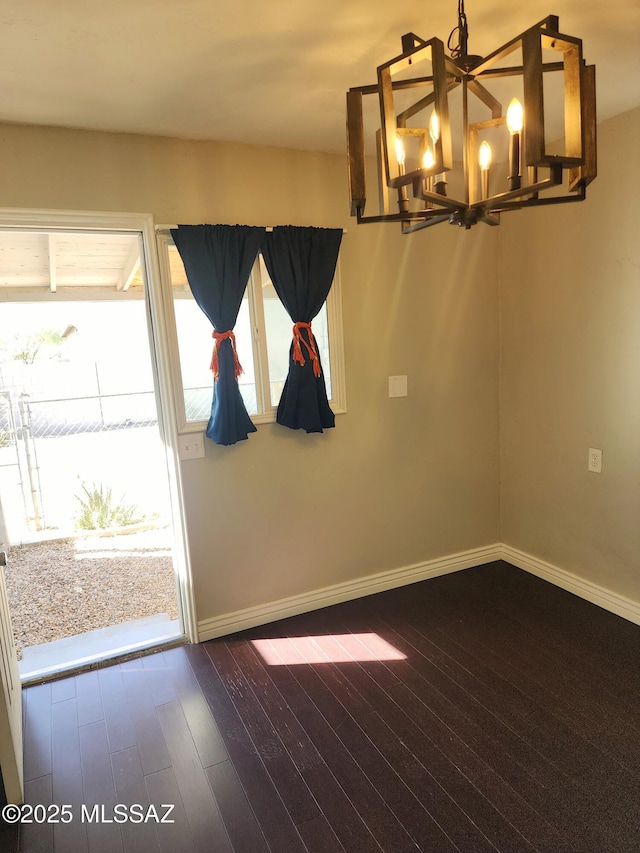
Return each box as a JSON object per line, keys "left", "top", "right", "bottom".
{"left": 251, "top": 633, "right": 406, "bottom": 665}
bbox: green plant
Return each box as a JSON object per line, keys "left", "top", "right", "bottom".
{"left": 6, "top": 328, "right": 66, "bottom": 365}
{"left": 74, "top": 482, "right": 145, "bottom": 531}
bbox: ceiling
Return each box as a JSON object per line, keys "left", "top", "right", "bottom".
{"left": 1, "top": 1, "right": 639, "bottom": 155}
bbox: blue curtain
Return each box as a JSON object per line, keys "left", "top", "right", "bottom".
{"left": 262, "top": 226, "right": 343, "bottom": 433}
{"left": 171, "top": 224, "right": 265, "bottom": 446}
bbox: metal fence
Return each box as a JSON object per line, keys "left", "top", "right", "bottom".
{"left": 184, "top": 387, "right": 213, "bottom": 423}
{"left": 3, "top": 386, "right": 215, "bottom": 440}
{"left": 0, "top": 391, "right": 30, "bottom": 536}
{"left": 0, "top": 389, "right": 207, "bottom": 538}
{"left": 19, "top": 391, "right": 158, "bottom": 437}
{"left": 0, "top": 385, "right": 239, "bottom": 538}
{"left": 0, "top": 392, "right": 16, "bottom": 446}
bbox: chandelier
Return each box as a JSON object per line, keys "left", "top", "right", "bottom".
{"left": 346, "top": 1, "right": 596, "bottom": 232}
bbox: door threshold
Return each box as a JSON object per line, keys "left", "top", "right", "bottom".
{"left": 19, "top": 613, "right": 183, "bottom": 685}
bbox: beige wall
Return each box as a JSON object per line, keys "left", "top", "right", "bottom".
{"left": 499, "top": 107, "right": 640, "bottom": 602}
{"left": 3, "top": 108, "right": 636, "bottom": 624}
{"left": 0, "top": 122, "right": 500, "bottom": 623}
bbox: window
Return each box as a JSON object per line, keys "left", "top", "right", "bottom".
{"left": 156, "top": 231, "right": 346, "bottom": 431}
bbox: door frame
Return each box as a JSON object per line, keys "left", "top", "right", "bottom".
{"left": 0, "top": 207, "right": 198, "bottom": 645}
{"left": 0, "top": 556, "right": 23, "bottom": 804}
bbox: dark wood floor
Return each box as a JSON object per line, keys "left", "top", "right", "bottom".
{"left": 2, "top": 560, "right": 640, "bottom": 852}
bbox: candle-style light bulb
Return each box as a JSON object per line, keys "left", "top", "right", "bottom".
{"left": 506, "top": 98, "right": 524, "bottom": 134}
{"left": 506, "top": 98, "right": 523, "bottom": 191}
{"left": 479, "top": 141, "right": 492, "bottom": 170}
{"left": 395, "top": 136, "right": 406, "bottom": 170}
{"left": 429, "top": 111, "right": 447, "bottom": 195}
{"left": 479, "top": 141, "right": 492, "bottom": 198}
{"left": 422, "top": 148, "right": 435, "bottom": 197}
{"left": 429, "top": 111, "right": 440, "bottom": 143}
{"left": 394, "top": 135, "right": 409, "bottom": 212}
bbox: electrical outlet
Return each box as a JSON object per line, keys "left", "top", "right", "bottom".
{"left": 389, "top": 375, "right": 408, "bottom": 397}
{"left": 178, "top": 433, "right": 205, "bottom": 460}
{"left": 588, "top": 447, "right": 602, "bottom": 474}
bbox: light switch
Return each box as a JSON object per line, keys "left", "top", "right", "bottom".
{"left": 389, "top": 375, "right": 408, "bottom": 397}
{"left": 178, "top": 433, "right": 205, "bottom": 460}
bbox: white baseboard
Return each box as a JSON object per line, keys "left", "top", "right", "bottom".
{"left": 501, "top": 544, "right": 640, "bottom": 626}
{"left": 197, "top": 543, "right": 502, "bottom": 641}
{"left": 197, "top": 542, "right": 640, "bottom": 641}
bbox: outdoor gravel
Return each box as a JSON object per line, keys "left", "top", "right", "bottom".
{"left": 4, "top": 527, "right": 179, "bottom": 659}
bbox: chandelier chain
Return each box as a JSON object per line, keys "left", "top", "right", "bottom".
{"left": 447, "top": 0, "right": 469, "bottom": 59}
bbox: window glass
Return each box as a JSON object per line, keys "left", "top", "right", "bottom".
{"left": 170, "top": 247, "right": 256, "bottom": 419}
{"left": 259, "top": 255, "right": 332, "bottom": 405}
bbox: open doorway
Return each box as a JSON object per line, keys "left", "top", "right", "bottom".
{"left": 0, "top": 225, "right": 185, "bottom": 681}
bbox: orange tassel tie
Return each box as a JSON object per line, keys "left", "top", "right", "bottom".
{"left": 210, "top": 329, "right": 243, "bottom": 380}
{"left": 292, "top": 321, "right": 321, "bottom": 378}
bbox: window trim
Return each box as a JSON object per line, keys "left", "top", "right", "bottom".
{"left": 156, "top": 230, "right": 347, "bottom": 433}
